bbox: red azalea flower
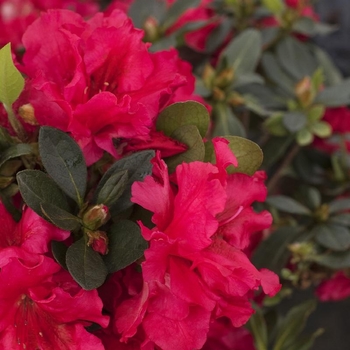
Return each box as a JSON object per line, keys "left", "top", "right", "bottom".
{"left": 0, "top": 202, "right": 69, "bottom": 255}
{"left": 112, "top": 139, "right": 280, "bottom": 349}
{"left": 316, "top": 272, "right": 350, "bottom": 301}
{"left": 0, "top": 255, "right": 109, "bottom": 349}
{"left": 313, "top": 107, "right": 350, "bottom": 154}
{"left": 19, "top": 9, "right": 202, "bottom": 165}
{"left": 203, "top": 318, "right": 255, "bottom": 350}
{"left": 0, "top": 0, "right": 99, "bottom": 51}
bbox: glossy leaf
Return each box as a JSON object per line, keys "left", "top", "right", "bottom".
{"left": 17, "top": 169, "right": 70, "bottom": 217}
{"left": 39, "top": 127, "right": 87, "bottom": 206}
{"left": 66, "top": 237, "right": 108, "bottom": 290}
{"left": 104, "top": 220, "right": 147, "bottom": 273}
{"left": 0, "top": 143, "right": 33, "bottom": 168}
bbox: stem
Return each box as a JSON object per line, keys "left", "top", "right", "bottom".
{"left": 4, "top": 104, "right": 27, "bottom": 141}
{"left": 267, "top": 143, "right": 300, "bottom": 194}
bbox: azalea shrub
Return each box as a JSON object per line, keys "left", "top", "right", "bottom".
{"left": 0, "top": 0, "right": 349, "bottom": 349}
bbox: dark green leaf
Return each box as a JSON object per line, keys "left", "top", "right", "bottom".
{"left": 313, "top": 46, "right": 342, "bottom": 86}
{"left": 0, "top": 43, "right": 24, "bottom": 106}
{"left": 157, "top": 101, "right": 210, "bottom": 138}
{"left": 94, "top": 170, "right": 128, "bottom": 206}
{"left": 329, "top": 213, "right": 350, "bottom": 226}
{"left": 252, "top": 227, "right": 300, "bottom": 273}
{"left": 128, "top": 0, "right": 167, "bottom": 28}
{"left": 212, "top": 104, "right": 246, "bottom": 137}
{"left": 97, "top": 151, "right": 154, "bottom": 217}
{"left": 219, "top": 29, "right": 262, "bottom": 75}
{"left": 163, "top": 0, "right": 200, "bottom": 29}
{"left": 261, "top": 53, "right": 295, "bottom": 96}
{"left": 205, "top": 17, "right": 232, "bottom": 53}
{"left": 17, "top": 170, "right": 70, "bottom": 218}
{"left": 104, "top": 220, "right": 147, "bottom": 273}
{"left": 266, "top": 195, "right": 312, "bottom": 215}
{"left": 0, "top": 143, "right": 32, "bottom": 168}
{"left": 328, "top": 198, "right": 350, "bottom": 214}
{"left": 248, "top": 306, "right": 268, "bottom": 350}
{"left": 304, "top": 187, "right": 321, "bottom": 210}
{"left": 315, "top": 79, "right": 350, "bottom": 106}
{"left": 166, "top": 125, "right": 205, "bottom": 173}
{"left": 41, "top": 202, "right": 81, "bottom": 231}
{"left": 51, "top": 241, "right": 68, "bottom": 269}
{"left": 272, "top": 300, "right": 317, "bottom": 350}
{"left": 282, "top": 112, "right": 307, "bottom": 132}
{"left": 149, "top": 34, "right": 177, "bottom": 52}
{"left": 313, "top": 250, "right": 350, "bottom": 269}
{"left": 39, "top": 127, "right": 87, "bottom": 206}
{"left": 262, "top": 135, "right": 294, "bottom": 168}
{"left": 66, "top": 237, "right": 108, "bottom": 290}
{"left": 314, "top": 224, "right": 350, "bottom": 251}
{"left": 276, "top": 37, "right": 317, "bottom": 80}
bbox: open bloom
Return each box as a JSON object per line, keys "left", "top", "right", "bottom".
{"left": 111, "top": 138, "right": 280, "bottom": 349}
{"left": 0, "top": 0, "right": 99, "bottom": 51}
{"left": 316, "top": 272, "right": 350, "bottom": 301}
{"left": 19, "top": 9, "right": 202, "bottom": 165}
{"left": 0, "top": 255, "right": 109, "bottom": 349}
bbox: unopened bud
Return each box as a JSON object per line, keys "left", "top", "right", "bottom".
{"left": 143, "top": 17, "right": 159, "bottom": 42}
{"left": 227, "top": 92, "right": 245, "bottom": 106}
{"left": 202, "top": 63, "right": 216, "bottom": 88}
{"left": 86, "top": 230, "right": 109, "bottom": 255}
{"left": 213, "top": 68, "right": 235, "bottom": 89}
{"left": 295, "top": 77, "right": 313, "bottom": 107}
{"left": 18, "top": 104, "right": 38, "bottom": 125}
{"left": 83, "top": 204, "right": 110, "bottom": 231}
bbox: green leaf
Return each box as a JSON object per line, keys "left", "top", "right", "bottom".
{"left": 51, "top": 241, "right": 68, "bottom": 269}
{"left": 219, "top": 29, "right": 262, "bottom": 75}
{"left": 248, "top": 306, "right": 268, "bottom": 350}
{"left": 96, "top": 151, "right": 154, "bottom": 217}
{"left": 328, "top": 198, "right": 350, "bottom": 214}
{"left": 66, "top": 237, "right": 108, "bottom": 290}
{"left": 166, "top": 125, "right": 205, "bottom": 173}
{"left": 252, "top": 227, "right": 300, "bottom": 273}
{"left": 315, "top": 78, "right": 350, "bottom": 106}
{"left": 41, "top": 202, "right": 81, "bottom": 231}
{"left": 39, "top": 127, "right": 87, "bottom": 206}
{"left": 296, "top": 129, "right": 313, "bottom": 146}
{"left": 314, "top": 224, "right": 350, "bottom": 251}
{"left": 262, "top": 0, "right": 284, "bottom": 14}
{"left": 276, "top": 37, "right": 317, "bottom": 80}
{"left": 156, "top": 101, "right": 210, "bottom": 138}
{"left": 313, "top": 46, "right": 342, "bottom": 86}
{"left": 163, "top": 0, "right": 200, "bottom": 29}
{"left": 0, "top": 43, "right": 24, "bottom": 106}
{"left": 265, "top": 114, "right": 288, "bottom": 137}
{"left": 309, "top": 121, "right": 331, "bottom": 138}
{"left": 128, "top": 0, "right": 167, "bottom": 28}
{"left": 104, "top": 220, "right": 147, "bottom": 273}
{"left": 94, "top": 170, "right": 128, "bottom": 207}
{"left": 304, "top": 187, "right": 321, "bottom": 210}
{"left": 313, "top": 250, "right": 350, "bottom": 269}
{"left": 17, "top": 170, "right": 70, "bottom": 218}
{"left": 0, "top": 143, "right": 33, "bottom": 168}
{"left": 261, "top": 53, "right": 295, "bottom": 96}
{"left": 307, "top": 105, "right": 325, "bottom": 122}
{"left": 329, "top": 213, "right": 350, "bottom": 226}
{"left": 212, "top": 104, "right": 246, "bottom": 137}
{"left": 228, "top": 136, "right": 263, "bottom": 175}
{"left": 266, "top": 195, "right": 312, "bottom": 215}
{"left": 282, "top": 112, "right": 307, "bottom": 132}
{"left": 273, "top": 300, "right": 317, "bottom": 350}
{"left": 262, "top": 135, "right": 294, "bottom": 168}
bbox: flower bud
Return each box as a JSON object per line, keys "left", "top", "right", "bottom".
{"left": 82, "top": 204, "right": 110, "bottom": 231}
{"left": 18, "top": 103, "right": 38, "bottom": 125}
{"left": 295, "top": 77, "right": 313, "bottom": 107}
{"left": 86, "top": 230, "right": 109, "bottom": 255}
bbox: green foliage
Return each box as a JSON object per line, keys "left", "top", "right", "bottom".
{"left": 104, "top": 220, "right": 148, "bottom": 273}
{"left": 39, "top": 127, "right": 87, "bottom": 207}
{"left": 66, "top": 237, "right": 108, "bottom": 290}
{"left": 0, "top": 43, "right": 24, "bottom": 107}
